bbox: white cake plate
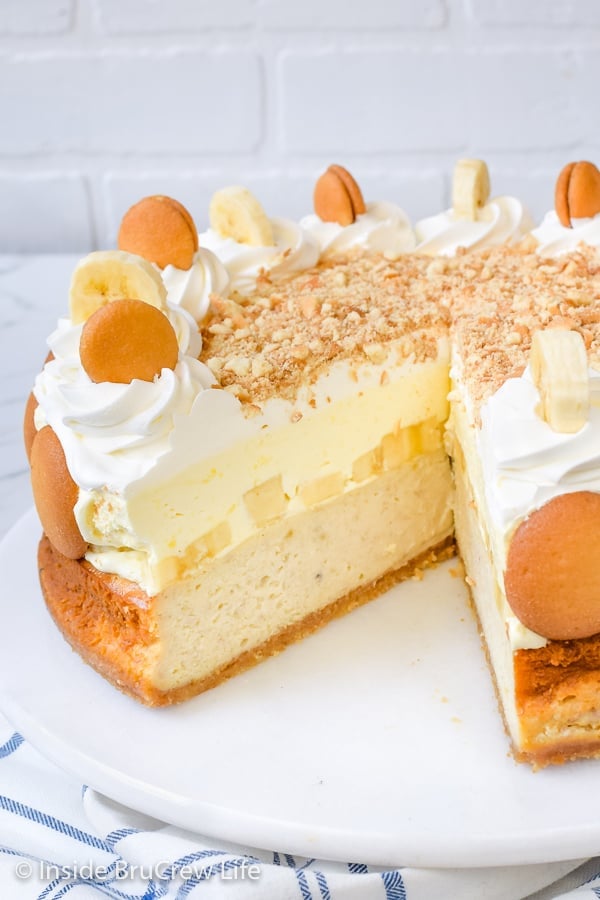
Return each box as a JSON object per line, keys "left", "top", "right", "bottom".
{"left": 1, "top": 508, "right": 600, "bottom": 868}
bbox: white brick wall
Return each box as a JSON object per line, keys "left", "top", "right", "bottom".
{"left": 94, "top": 0, "right": 256, "bottom": 33}
{"left": 0, "top": 175, "right": 92, "bottom": 252}
{"left": 468, "top": 0, "right": 600, "bottom": 26}
{"left": 0, "top": 0, "right": 73, "bottom": 35}
{"left": 260, "top": 1, "right": 447, "bottom": 30}
{"left": 0, "top": 51, "right": 262, "bottom": 153}
{"left": 1, "top": 0, "right": 599, "bottom": 251}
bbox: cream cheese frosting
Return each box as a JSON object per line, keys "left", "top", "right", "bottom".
{"left": 161, "top": 248, "right": 230, "bottom": 322}
{"left": 198, "top": 218, "right": 319, "bottom": 295}
{"left": 300, "top": 201, "right": 416, "bottom": 259}
{"left": 532, "top": 211, "right": 600, "bottom": 256}
{"left": 416, "top": 196, "right": 533, "bottom": 256}
{"left": 479, "top": 365, "right": 600, "bottom": 544}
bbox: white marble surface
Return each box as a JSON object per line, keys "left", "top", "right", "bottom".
{"left": 0, "top": 255, "right": 79, "bottom": 539}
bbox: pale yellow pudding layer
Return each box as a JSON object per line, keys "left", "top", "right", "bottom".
{"left": 82, "top": 357, "right": 450, "bottom": 594}
{"left": 151, "top": 447, "right": 453, "bottom": 692}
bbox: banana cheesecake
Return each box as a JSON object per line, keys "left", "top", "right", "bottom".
{"left": 25, "top": 161, "right": 600, "bottom": 767}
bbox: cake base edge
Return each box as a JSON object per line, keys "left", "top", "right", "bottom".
{"left": 39, "top": 533, "right": 455, "bottom": 708}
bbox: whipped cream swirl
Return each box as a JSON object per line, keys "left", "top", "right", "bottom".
{"left": 300, "top": 201, "right": 416, "bottom": 259}
{"left": 479, "top": 365, "right": 600, "bottom": 539}
{"left": 532, "top": 211, "right": 600, "bottom": 256}
{"left": 162, "top": 247, "right": 229, "bottom": 323}
{"left": 416, "top": 197, "right": 533, "bottom": 257}
{"left": 33, "top": 304, "right": 216, "bottom": 491}
{"left": 198, "top": 218, "right": 319, "bottom": 295}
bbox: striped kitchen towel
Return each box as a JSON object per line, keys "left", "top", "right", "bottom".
{"left": 0, "top": 713, "right": 593, "bottom": 900}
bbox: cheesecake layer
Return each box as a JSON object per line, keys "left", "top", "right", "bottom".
{"left": 40, "top": 447, "right": 454, "bottom": 704}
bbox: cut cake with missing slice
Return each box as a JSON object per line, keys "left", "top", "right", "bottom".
{"left": 28, "top": 167, "right": 600, "bottom": 768}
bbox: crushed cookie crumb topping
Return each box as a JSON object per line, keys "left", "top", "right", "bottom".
{"left": 199, "top": 244, "right": 600, "bottom": 415}
{"left": 441, "top": 245, "right": 600, "bottom": 411}
{"left": 200, "top": 251, "right": 449, "bottom": 407}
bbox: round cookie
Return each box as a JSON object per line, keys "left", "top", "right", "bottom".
{"left": 118, "top": 195, "right": 198, "bottom": 270}
{"left": 555, "top": 161, "right": 600, "bottom": 228}
{"left": 30, "top": 426, "right": 87, "bottom": 560}
{"left": 314, "top": 168, "right": 356, "bottom": 226}
{"left": 504, "top": 491, "right": 600, "bottom": 640}
{"left": 328, "top": 164, "right": 366, "bottom": 217}
{"left": 314, "top": 164, "right": 367, "bottom": 226}
{"left": 80, "top": 299, "right": 179, "bottom": 384}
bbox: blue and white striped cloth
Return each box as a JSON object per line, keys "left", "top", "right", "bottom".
{"left": 0, "top": 712, "right": 598, "bottom": 900}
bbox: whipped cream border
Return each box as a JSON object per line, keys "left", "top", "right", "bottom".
{"left": 198, "top": 217, "right": 319, "bottom": 294}
{"left": 33, "top": 303, "right": 216, "bottom": 491}
{"left": 300, "top": 201, "right": 416, "bottom": 259}
{"left": 161, "top": 247, "right": 230, "bottom": 322}
{"left": 532, "top": 210, "right": 600, "bottom": 256}
{"left": 415, "top": 196, "right": 533, "bottom": 256}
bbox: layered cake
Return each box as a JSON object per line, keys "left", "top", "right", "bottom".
{"left": 25, "top": 161, "right": 600, "bottom": 767}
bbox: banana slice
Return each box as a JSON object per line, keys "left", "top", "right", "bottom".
{"left": 452, "top": 159, "right": 491, "bottom": 220}
{"left": 69, "top": 250, "right": 167, "bottom": 325}
{"left": 530, "top": 328, "right": 590, "bottom": 433}
{"left": 209, "top": 186, "right": 275, "bottom": 247}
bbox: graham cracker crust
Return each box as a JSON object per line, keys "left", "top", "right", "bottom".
{"left": 39, "top": 533, "right": 455, "bottom": 707}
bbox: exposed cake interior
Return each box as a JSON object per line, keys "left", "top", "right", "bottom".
{"left": 35, "top": 252, "right": 455, "bottom": 704}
